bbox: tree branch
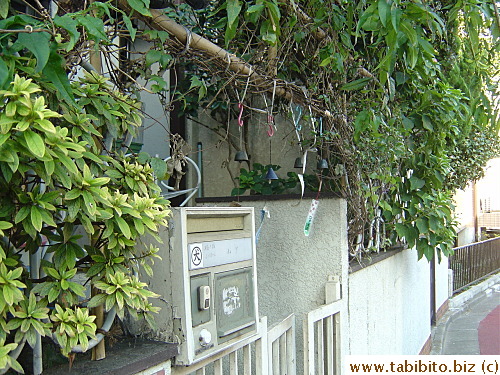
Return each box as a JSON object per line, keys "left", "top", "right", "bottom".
{"left": 287, "top": 0, "right": 328, "bottom": 42}
{"left": 116, "top": 1, "right": 331, "bottom": 118}
{"left": 0, "top": 27, "right": 53, "bottom": 35}
{"left": 493, "top": 1, "right": 500, "bottom": 39}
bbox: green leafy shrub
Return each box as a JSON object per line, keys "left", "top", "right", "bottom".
{"left": 231, "top": 163, "right": 305, "bottom": 195}
{"left": 0, "top": 73, "right": 170, "bottom": 371}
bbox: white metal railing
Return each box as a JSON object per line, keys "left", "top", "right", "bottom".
{"left": 304, "top": 301, "right": 342, "bottom": 375}
{"left": 267, "top": 314, "right": 296, "bottom": 375}
{"left": 171, "top": 317, "right": 268, "bottom": 375}
{"left": 171, "top": 314, "right": 298, "bottom": 375}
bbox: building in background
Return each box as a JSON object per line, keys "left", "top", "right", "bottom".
{"left": 455, "top": 157, "right": 500, "bottom": 246}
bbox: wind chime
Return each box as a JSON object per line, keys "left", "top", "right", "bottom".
{"left": 317, "top": 117, "right": 329, "bottom": 171}
{"left": 263, "top": 81, "right": 278, "bottom": 181}
{"left": 234, "top": 75, "right": 251, "bottom": 163}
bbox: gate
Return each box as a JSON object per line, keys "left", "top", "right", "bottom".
{"left": 304, "top": 300, "right": 342, "bottom": 375}
{"left": 171, "top": 301, "right": 343, "bottom": 375}
{"left": 171, "top": 314, "right": 296, "bottom": 375}
{"left": 268, "top": 314, "right": 296, "bottom": 375}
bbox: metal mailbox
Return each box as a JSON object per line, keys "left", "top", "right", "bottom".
{"left": 144, "top": 207, "right": 259, "bottom": 365}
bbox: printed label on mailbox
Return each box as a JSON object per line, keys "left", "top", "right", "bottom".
{"left": 188, "top": 238, "right": 252, "bottom": 270}
{"left": 189, "top": 243, "right": 204, "bottom": 269}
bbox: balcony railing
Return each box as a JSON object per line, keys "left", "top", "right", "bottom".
{"left": 449, "top": 237, "right": 500, "bottom": 294}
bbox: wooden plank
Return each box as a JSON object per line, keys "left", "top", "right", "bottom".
{"left": 286, "top": 321, "right": 296, "bottom": 375}
{"left": 272, "top": 340, "right": 279, "bottom": 375}
{"left": 279, "top": 334, "right": 287, "bottom": 375}
{"left": 268, "top": 314, "right": 294, "bottom": 343}
{"left": 335, "top": 313, "right": 341, "bottom": 375}
{"left": 256, "top": 317, "right": 268, "bottom": 375}
{"left": 243, "top": 345, "right": 252, "bottom": 375}
{"left": 306, "top": 300, "right": 342, "bottom": 323}
{"left": 229, "top": 351, "right": 238, "bottom": 375}
{"left": 214, "top": 359, "right": 223, "bottom": 375}
{"left": 304, "top": 313, "right": 315, "bottom": 375}
{"left": 325, "top": 315, "right": 335, "bottom": 375}
{"left": 317, "top": 320, "right": 324, "bottom": 375}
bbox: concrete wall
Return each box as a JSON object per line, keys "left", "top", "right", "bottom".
{"left": 457, "top": 226, "right": 476, "bottom": 247}
{"left": 130, "top": 39, "right": 171, "bottom": 160}
{"left": 348, "top": 248, "right": 432, "bottom": 355}
{"left": 454, "top": 184, "right": 476, "bottom": 246}
{"left": 198, "top": 197, "right": 349, "bottom": 370}
{"left": 188, "top": 110, "right": 314, "bottom": 198}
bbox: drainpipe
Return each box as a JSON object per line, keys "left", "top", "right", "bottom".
{"left": 197, "top": 142, "right": 203, "bottom": 198}
{"left": 30, "top": 251, "right": 43, "bottom": 375}
{"left": 472, "top": 182, "right": 479, "bottom": 242}
{"left": 88, "top": 17, "right": 107, "bottom": 360}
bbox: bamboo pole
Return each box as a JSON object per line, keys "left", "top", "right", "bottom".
{"left": 116, "top": 1, "right": 330, "bottom": 117}
{"left": 90, "top": 0, "right": 106, "bottom": 359}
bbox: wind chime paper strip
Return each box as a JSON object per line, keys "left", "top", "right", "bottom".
{"left": 304, "top": 199, "right": 319, "bottom": 237}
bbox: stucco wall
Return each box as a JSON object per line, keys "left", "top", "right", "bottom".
{"left": 198, "top": 197, "right": 349, "bottom": 370}
{"left": 348, "top": 248, "right": 431, "bottom": 355}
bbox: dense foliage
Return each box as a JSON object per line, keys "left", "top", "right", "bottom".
{"left": 0, "top": 0, "right": 498, "bottom": 370}
{"left": 161, "top": 0, "right": 500, "bottom": 260}
{"left": 0, "top": 2, "right": 172, "bottom": 372}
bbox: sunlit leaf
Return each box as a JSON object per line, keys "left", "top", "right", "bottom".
{"left": 24, "top": 130, "right": 45, "bottom": 158}
{"left": 128, "top": 0, "right": 151, "bottom": 16}
{"left": 115, "top": 216, "right": 131, "bottom": 239}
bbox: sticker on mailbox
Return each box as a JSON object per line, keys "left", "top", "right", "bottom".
{"left": 222, "top": 286, "right": 241, "bottom": 316}
{"left": 189, "top": 243, "right": 204, "bottom": 269}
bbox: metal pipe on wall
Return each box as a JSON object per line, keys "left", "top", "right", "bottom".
{"left": 29, "top": 251, "right": 43, "bottom": 375}
{"left": 197, "top": 142, "right": 203, "bottom": 198}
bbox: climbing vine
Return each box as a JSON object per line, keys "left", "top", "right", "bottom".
{"left": 182, "top": 0, "right": 500, "bottom": 261}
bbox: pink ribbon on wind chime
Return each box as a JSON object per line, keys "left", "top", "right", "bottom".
{"left": 237, "top": 72, "right": 252, "bottom": 127}
{"left": 262, "top": 80, "right": 277, "bottom": 137}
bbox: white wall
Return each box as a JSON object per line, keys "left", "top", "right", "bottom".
{"left": 453, "top": 157, "right": 500, "bottom": 245}
{"left": 454, "top": 184, "right": 476, "bottom": 246}
{"left": 348, "top": 249, "right": 431, "bottom": 355}
{"left": 435, "top": 255, "right": 451, "bottom": 310}
{"left": 130, "top": 39, "right": 171, "bottom": 160}
{"left": 457, "top": 226, "right": 476, "bottom": 247}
